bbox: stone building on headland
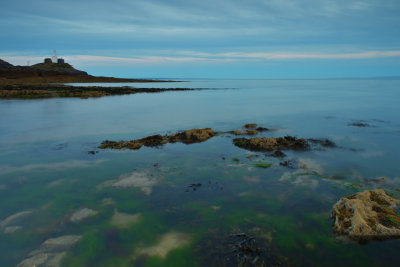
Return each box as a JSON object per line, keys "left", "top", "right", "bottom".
{"left": 43, "top": 51, "right": 65, "bottom": 64}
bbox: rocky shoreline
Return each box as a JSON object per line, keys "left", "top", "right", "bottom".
{"left": 0, "top": 58, "right": 183, "bottom": 99}
{"left": 0, "top": 84, "right": 194, "bottom": 99}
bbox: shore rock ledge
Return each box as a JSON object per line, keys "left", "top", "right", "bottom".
{"left": 332, "top": 189, "right": 400, "bottom": 242}
{"left": 99, "top": 128, "right": 216, "bottom": 150}
{"left": 233, "top": 136, "right": 310, "bottom": 151}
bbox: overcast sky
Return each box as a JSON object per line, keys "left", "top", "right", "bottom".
{"left": 1, "top": 0, "right": 400, "bottom": 78}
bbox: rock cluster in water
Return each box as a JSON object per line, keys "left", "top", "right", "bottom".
{"left": 99, "top": 128, "right": 216, "bottom": 150}
{"left": 227, "top": 123, "right": 269, "bottom": 136}
{"left": 332, "top": 189, "right": 400, "bottom": 242}
{"left": 99, "top": 124, "right": 335, "bottom": 154}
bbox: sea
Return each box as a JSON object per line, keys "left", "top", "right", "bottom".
{"left": 0, "top": 79, "right": 400, "bottom": 266}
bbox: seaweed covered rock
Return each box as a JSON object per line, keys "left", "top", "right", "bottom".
{"left": 233, "top": 136, "right": 310, "bottom": 151}
{"left": 332, "top": 189, "right": 400, "bottom": 242}
{"left": 227, "top": 124, "right": 269, "bottom": 136}
{"left": 169, "top": 128, "right": 216, "bottom": 144}
{"left": 99, "top": 140, "right": 144, "bottom": 150}
{"left": 99, "top": 128, "right": 216, "bottom": 150}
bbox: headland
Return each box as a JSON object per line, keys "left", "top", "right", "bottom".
{"left": 0, "top": 57, "right": 183, "bottom": 99}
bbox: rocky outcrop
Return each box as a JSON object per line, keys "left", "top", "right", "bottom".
{"left": 332, "top": 189, "right": 400, "bottom": 242}
{"left": 99, "top": 128, "right": 216, "bottom": 150}
{"left": 233, "top": 136, "right": 310, "bottom": 151}
{"left": 169, "top": 128, "right": 216, "bottom": 144}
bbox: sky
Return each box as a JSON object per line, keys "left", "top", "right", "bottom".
{"left": 1, "top": 0, "right": 400, "bottom": 78}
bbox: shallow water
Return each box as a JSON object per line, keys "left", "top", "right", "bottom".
{"left": 1, "top": 79, "right": 400, "bottom": 266}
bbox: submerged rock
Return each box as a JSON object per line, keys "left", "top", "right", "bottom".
{"left": 136, "top": 232, "right": 191, "bottom": 259}
{"left": 4, "top": 226, "right": 21, "bottom": 234}
{"left": 229, "top": 129, "right": 259, "bottom": 136}
{"left": 349, "top": 122, "right": 370, "bottom": 127}
{"left": 0, "top": 210, "right": 33, "bottom": 233}
{"left": 332, "top": 189, "right": 400, "bottom": 242}
{"left": 279, "top": 160, "right": 297, "bottom": 169}
{"left": 227, "top": 124, "right": 269, "bottom": 136}
{"left": 70, "top": 208, "right": 98, "bottom": 223}
{"left": 233, "top": 136, "right": 310, "bottom": 151}
{"left": 17, "top": 235, "right": 81, "bottom": 267}
{"left": 243, "top": 123, "right": 258, "bottom": 129}
{"left": 308, "top": 138, "right": 336, "bottom": 147}
{"left": 225, "top": 233, "right": 264, "bottom": 266}
{"left": 256, "top": 127, "right": 269, "bottom": 132}
{"left": 270, "top": 150, "right": 286, "bottom": 158}
{"left": 111, "top": 171, "right": 158, "bottom": 195}
{"left": 111, "top": 210, "right": 141, "bottom": 228}
{"left": 99, "top": 128, "right": 216, "bottom": 150}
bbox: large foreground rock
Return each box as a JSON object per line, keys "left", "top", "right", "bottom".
{"left": 332, "top": 189, "right": 400, "bottom": 242}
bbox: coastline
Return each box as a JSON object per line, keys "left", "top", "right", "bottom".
{"left": 0, "top": 84, "right": 192, "bottom": 99}
{"left": 0, "top": 64, "right": 184, "bottom": 99}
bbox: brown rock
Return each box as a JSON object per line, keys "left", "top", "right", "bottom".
{"left": 99, "top": 128, "right": 216, "bottom": 150}
{"left": 243, "top": 123, "right": 257, "bottom": 129}
{"left": 171, "top": 128, "right": 216, "bottom": 144}
{"left": 332, "top": 189, "right": 400, "bottom": 242}
{"left": 233, "top": 136, "right": 309, "bottom": 151}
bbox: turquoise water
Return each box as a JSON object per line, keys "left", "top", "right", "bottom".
{"left": 1, "top": 79, "right": 400, "bottom": 266}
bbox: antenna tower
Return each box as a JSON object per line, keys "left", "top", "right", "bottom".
{"left": 52, "top": 50, "right": 58, "bottom": 63}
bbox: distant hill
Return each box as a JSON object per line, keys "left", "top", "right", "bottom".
{"left": 31, "top": 62, "right": 88, "bottom": 76}
{"left": 0, "top": 58, "right": 169, "bottom": 85}
{"left": 0, "top": 58, "right": 88, "bottom": 80}
{"left": 0, "top": 59, "right": 15, "bottom": 69}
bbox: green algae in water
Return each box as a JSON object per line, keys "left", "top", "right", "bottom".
{"left": 231, "top": 157, "right": 240, "bottom": 163}
{"left": 254, "top": 163, "right": 272, "bottom": 168}
{"left": 141, "top": 246, "right": 198, "bottom": 267}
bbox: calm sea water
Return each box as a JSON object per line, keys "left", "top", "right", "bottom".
{"left": 1, "top": 79, "right": 400, "bottom": 266}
